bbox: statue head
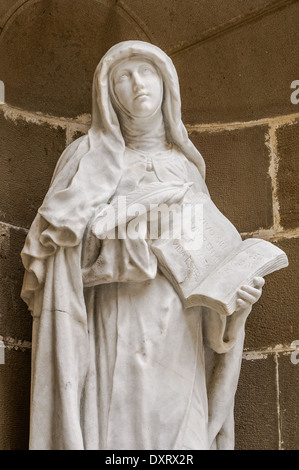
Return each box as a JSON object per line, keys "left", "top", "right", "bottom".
{"left": 110, "top": 57, "right": 163, "bottom": 119}
{"left": 91, "top": 40, "right": 205, "bottom": 179}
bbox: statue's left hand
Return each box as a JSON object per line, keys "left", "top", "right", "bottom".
{"left": 236, "top": 276, "right": 265, "bottom": 311}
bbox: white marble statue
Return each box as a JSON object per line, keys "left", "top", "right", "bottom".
{"left": 21, "top": 41, "right": 267, "bottom": 450}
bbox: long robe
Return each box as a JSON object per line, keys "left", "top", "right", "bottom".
{"left": 22, "top": 145, "right": 251, "bottom": 450}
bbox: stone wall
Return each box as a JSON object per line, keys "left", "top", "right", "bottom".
{"left": 0, "top": 0, "right": 298, "bottom": 450}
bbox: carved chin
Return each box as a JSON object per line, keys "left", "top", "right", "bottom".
{"left": 132, "top": 100, "right": 160, "bottom": 118}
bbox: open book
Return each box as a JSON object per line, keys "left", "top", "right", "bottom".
{"left": 151, "top": 236, "right": 288, "bottom": 315}
{"left": 92, "top": 182, "right": 288, "bottom": 316}
{"left": 149, "top": 190, "right": 289, "bottom": 316}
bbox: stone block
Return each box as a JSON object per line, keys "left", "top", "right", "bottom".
{"left": 244, "top": 238, "right": 299, "bottom": 351}
{"left": 0, "top": 0, "right": 148, "bottom": 118}
{"left": 278, "top": 353, "right": 299, "bottom": 450}
{"left": 0, "top": 110, "right": 66, "bottom": 229}
{"left": 172, "top": 1, "right": 299, "bottom": 124}
{"left": 0, "top": 0, "right": 19, "bottom": 28}
{"left": 276, "top": 118, "right": 299, "bottom": 230}
{"left": 234, "top": 355, "right": 278, "bottom": 450}
{"left": 120, "top": 0, "right": 274, "bottom": 53}
{"left": 70, "top": 129, "right": 88, "bottom": 143}
{"left": 0, "top": 223, "right": 31, "bottom": 341}
{"left": 0, "top": 348, "right": 31, "bottom": 450}
{"left": 189, "top": 125, "right": 273, "bottom": 233}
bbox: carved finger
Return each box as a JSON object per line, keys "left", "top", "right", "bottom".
{"left": 236, "top": 298, "right": 248, "bottom": 311}
{"left": 237, "top": 288, "right": 259, "bottom": 304}
{"left": 240, "top": 285, "right": 262, "bottom": 298}
{"left": 253, "top": 276, "right": 265, "bottom": 288}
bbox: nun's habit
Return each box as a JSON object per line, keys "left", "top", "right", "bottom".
{"left": 21, "top": 41, "right": 251, "bottom": 450}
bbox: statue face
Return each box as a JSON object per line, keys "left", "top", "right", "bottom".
{"left": 112, "top": 57, "right": 163, "bottom": 118}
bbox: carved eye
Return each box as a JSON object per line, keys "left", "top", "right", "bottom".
{"left": 116, "top": 72, "right": 129, "bottom": 82}
{"left": 141, "top": 65, "right": 154, "bottom": 75}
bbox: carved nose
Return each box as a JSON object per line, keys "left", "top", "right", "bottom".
{"left": 132, "top": 72, "right": 144, "bottom": 92}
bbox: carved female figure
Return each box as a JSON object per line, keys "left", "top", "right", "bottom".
{"left": 21, "top": 41, "right": 264, "bottom": 450}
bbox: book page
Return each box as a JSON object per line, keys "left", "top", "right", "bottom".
{"left": 151, "top": 193, "right": 288, "bottom": 316}
{"left": 151, "top": 192, "right": 242, "bottom": 296}
{"left": 186, "top": 238, "right": 288, "bottom": 314}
